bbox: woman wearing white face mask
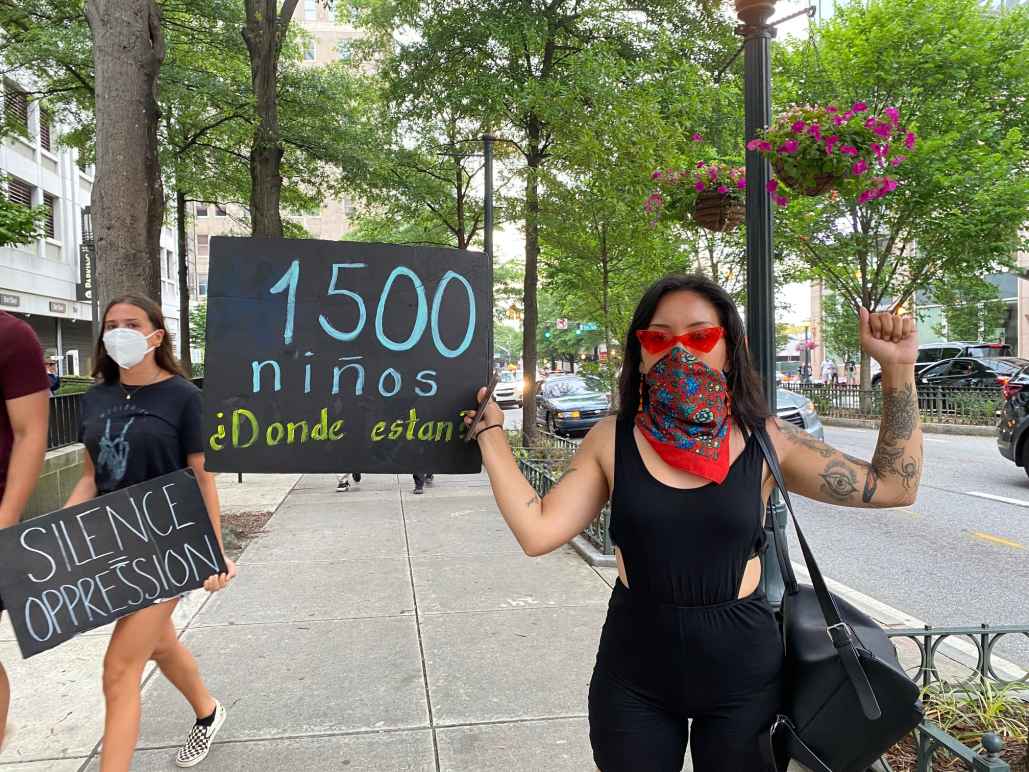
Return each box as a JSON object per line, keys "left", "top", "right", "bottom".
{"left": 64, "top": 294, "right": 236, "bottom": 771}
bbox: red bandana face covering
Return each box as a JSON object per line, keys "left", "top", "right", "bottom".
{"left": 635, "top": 346, "right": 732, "bottom": 484}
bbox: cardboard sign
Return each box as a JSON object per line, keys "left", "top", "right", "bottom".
{"left": 0, "top": 469, "right": 225, "bottom": 658}
{"left": 202, "top": 238, "right": 490, "bottom": 473}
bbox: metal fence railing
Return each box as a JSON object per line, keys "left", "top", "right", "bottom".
{"left": 47, "top": 392, "right": 83, "bottom": 451}
{"left": 883, "top": 624, "right": 1029, "bottom": 772}
{"left": 513, "top": 430, "right": 613, "bottom": 555}
{"left": 782, "top": 383, "right": 1002, "bottom": 427}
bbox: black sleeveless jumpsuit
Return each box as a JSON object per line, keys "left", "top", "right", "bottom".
{"left": 588, "top": 417, "right": 784, "bottom": 771}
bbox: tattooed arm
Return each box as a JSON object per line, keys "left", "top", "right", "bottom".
{"left": 772, "top": 309, "right": 923, "bottom": 508}
{"left": 468, "top": 387, "right": 613, "bottom": 556}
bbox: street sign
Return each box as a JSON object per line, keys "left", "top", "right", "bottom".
{"left": 555, "top": 318, "right": 568, "bottom": 330}
{"left": 578, "top": 322, "right": 599, "bottom": 331}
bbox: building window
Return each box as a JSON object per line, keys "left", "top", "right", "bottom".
{"left": 304, "top": 42, "right": 316, "bottom": 61}
{"left": 166, "top": 249, "right": 175, "bottom": 279}
{"left": 3, "top": 82, "right": 28, "bottom": 134}
{"left": 199, "top": 274, "right": 209, "bottom": 297}
{"left": 197, "top": 234, "right": 209, "bottom": 257}
{"left": 5, "top": 176, "right": 33, "bottom": 208}
{"left": 304, "top": 0, "right": 317, "bottom": 19}
{"left": 43, "top": 193, "right": 56, "bottom": 239}
{"left": 39, "top": 107, "right": 52, "bottom": 152}
{"left": 343, "top": 197, "right": 356, "bottom": 218}
{"left": 215, "top": 204, "right": 227, "bottom": 217}
{"left": 336, "top": 39, "right": 352, "bottom": 61}
{"left": 195, "top": 203, "right": 208, "bottom": 217}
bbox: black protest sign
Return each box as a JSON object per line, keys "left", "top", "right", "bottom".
{"left": 202, "top": 238, "right": 490, "bottom": 474}
{"left": 0, "top": 469, "right": 225, "bottom": 658}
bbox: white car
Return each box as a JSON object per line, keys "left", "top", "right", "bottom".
{"left": 494, "top": 370, "right": 523, "bottom": 407}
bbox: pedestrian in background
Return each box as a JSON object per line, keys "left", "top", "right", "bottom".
{"left": 337, "top": 472, "right": 362, "bottom": 492}
{"left": 413, "top": 473, "right": 434, "bottom": 494}
{"left": 46, "top": 359, "right": 62, "bottom": 395}
{"left": 0, "top": 310, "right": 50, "bottom": 751}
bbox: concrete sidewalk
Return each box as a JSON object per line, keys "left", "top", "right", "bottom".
{"left": 2, "top": 472, "right": 619, "bottom": 771}
{"left": 7, "top": 470, "right": 1002, "bottom": 771}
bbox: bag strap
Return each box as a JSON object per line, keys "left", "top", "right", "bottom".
{"left": 752, "top": 421, "right": 883, "bottom": 722}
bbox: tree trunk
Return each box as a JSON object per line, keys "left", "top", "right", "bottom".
{"left": 85, "top": 0, "right": 165, "bottom": 309}
{"left": 242, "top": 0, "right": 298, "bottom": 238}
{"left": 521, "top": 147, "right": 541, "bottom": 446}
{"left": 175, "top": 188, "right": 192, "bottom": 375}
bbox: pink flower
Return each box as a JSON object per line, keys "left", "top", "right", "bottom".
{"left": 873, "top": 122, "right": 892, "bottom": 138}
{"left": 883, "top": 106, "right": 900, "bottom": 126}
{"left": 736, "top": 178, "right": 747, "bottom": 189}
{"left": 766, "top": 179, "right": 779, "bottom": 193}
{"left": 833, "top": 116, "right": 845, "bottom": 127}
{"left": 791, "top": 120, "right": 807, "bottom": 133}
{"left": 880, "top": 177, "right": 898, "bottom": 193}
{"left": 858, "top": 189, "right": 874, "bottom": 205}
{"left": 825, "top": 135, "right": 840, "bottom": 154}
{"left": 696, "top": 161, "right": 706, "bottom": 169}
{"left": 852, "top": 102, "right": 868, "bottom": 113}
{"left": 840, "top": 145, "right": 859, "bottom": 156}
{"left": 651, "top": 170, "right": 664, "bottom": 180}
{"left": 643, "top": 193, "right": 664, "bottom": 213}
{"left": 807, "top": 124, "right": 823, "bottom": 141}
{"left": 717, "top": 185, "right": 729, "bottom": 194}
{"left": 773, "top": 194, "right": 789, "bottom": 207}
{"left": 891, "top": 155, "right": 906, "bottom": 166}
{"left": 709, "top": 166, "right": 719, "bottom": 181}
{"left": 692, "top": 133, "right": 703, "bottom": 142}
{"left": 852, "top": 160, "right": 868, "bottom": 175}
{"left": 747, "top": 138, "right": 772, "bottom": 152}
{"left": 779, "top": 139, "right": 799, "bottom": 154}
{"left": 827, "top": 105, "right": 839, "bottom": 113}
{"left": 694, "top": 180, "right": 705, "bottom": 192}
{"left": 843, "top": 111, "right": 855, "bottom": 121}
{"left": 904, "top": 131, "right": 917, "bottom": 150}
{"left": 865, "top": 116, "right": 877, "bottom": 129}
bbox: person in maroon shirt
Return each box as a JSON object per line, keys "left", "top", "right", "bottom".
{"left": 0, "top": 310, "right": 50, "bottom": 750}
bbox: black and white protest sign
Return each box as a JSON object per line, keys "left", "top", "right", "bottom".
{"left": 202, "top": 238, "right": 490, "bottom": 474}
{"left": 0, "top": 469, "right": 225, "bottom": 658}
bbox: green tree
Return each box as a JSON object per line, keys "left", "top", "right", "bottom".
{"left": 929, "top": 277, "right": 1009, "bottom": 342}
{"left": 821, "top": 292, "right": 861, "bottom": 363}
{"left": 774, "top": 0, "right": 1029, "bottom": 390}
{"left": 355, "top": 0, "right": 732, "bottom": 442}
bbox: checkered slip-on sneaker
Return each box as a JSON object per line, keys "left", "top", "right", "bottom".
{"left": 174, "top": 701, "right": 226, "bottom": 768}
{"left": 336, "top": 478, "right": 351, "bottom": 492}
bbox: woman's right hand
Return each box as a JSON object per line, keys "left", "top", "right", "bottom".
{"left": 463, "top": 386, "right": 506, "bottom": 440}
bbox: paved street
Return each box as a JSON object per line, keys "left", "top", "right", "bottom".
{"left": 504, "top": 407, "right": 1029, "bottom": 664}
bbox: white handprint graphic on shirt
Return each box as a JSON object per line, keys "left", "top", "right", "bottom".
{"left": 97, "top": 417, "right": 134, "bottom": 484}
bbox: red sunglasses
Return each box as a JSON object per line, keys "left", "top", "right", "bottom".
{"left": 636, "top": 326, "right": 725, "bottom": 354}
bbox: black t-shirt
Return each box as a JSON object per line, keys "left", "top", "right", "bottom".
{"left": 79, "top": 376, "right": 204, "bottom": 495}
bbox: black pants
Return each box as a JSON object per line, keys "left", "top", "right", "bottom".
{"left": 588, "top": 579, "right": 783, "bottom": 771}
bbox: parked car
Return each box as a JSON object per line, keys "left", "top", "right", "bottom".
{"left": 872, "top": 341, "right": 1013, "bottom": 385}
{"left": 916, "top": 356, "right": 1027, "bottom": 390}
{"left": 535, "top": 374, "right": 611, "bottom": 435}
{"left": 996, "top": 365, "right": 1029, "bottom": 478}
{"left": 494, "top": 370, "right": 523, "bottom": 408}
{"left": 777, "top": 388, "right": 824, "bottom": 440}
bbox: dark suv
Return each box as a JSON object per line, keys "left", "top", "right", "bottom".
{"left": 997, "top": 365, "right": 1029, "bottom": 478}
{"left": 872, "top": 341, "right": 1012, "bottom": 385}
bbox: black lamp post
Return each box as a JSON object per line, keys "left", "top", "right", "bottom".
{"left": 80, "top": 206, "right": 100, "bottom": 341}
{"left": 735, "top": 0, "right": 790, "bottom": 608}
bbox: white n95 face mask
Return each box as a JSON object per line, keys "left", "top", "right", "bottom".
{"left": 103, "top": 328, "right": 159, "bottom": 370}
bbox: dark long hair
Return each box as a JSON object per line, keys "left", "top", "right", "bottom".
{"left": 92, "top": 294, "right": 187, "bottom": 383}
{"left": 616, "top": 274, "right": 770, "bottom": 432}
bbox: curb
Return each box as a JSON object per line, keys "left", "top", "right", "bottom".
{"left": 822, "top": 417, "right": 996, "bottom": 437}
{"left": 570, "top": 535, "right": 616, "bottom": 568}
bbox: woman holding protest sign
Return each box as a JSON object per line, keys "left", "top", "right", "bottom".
{"left": 63, "top": 295, "right": 235, "bottom": 771}
{"left": 465, "top": 274, "right": 923, "bottom": 771}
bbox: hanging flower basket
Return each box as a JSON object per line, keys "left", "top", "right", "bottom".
{"left": 645, "top": 160, "right": 747, "bottom": 232}
{"left": 692, "top": 189, "right": 745, "bottom": 232}
{"left": 747, "top": 103, "right": 917, "bottom": 207}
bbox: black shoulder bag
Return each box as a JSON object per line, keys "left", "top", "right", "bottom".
{"left": 752, "top": 424, "right": 922, "bottom": 772}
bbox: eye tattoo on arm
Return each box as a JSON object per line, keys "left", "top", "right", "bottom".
{"left": 819, "top": 459, "right": 860, "bottom": 501}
